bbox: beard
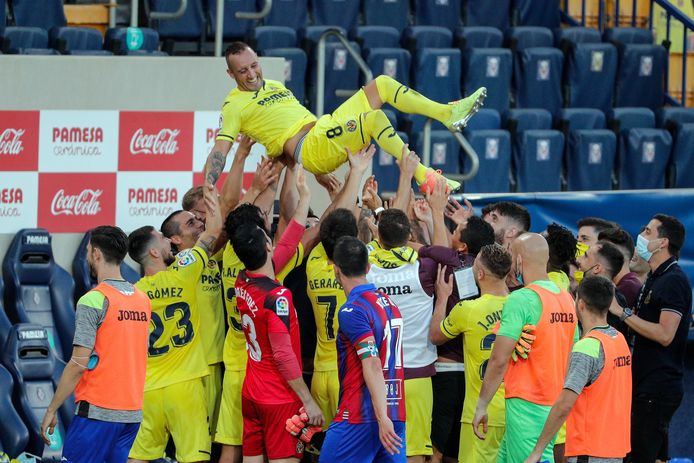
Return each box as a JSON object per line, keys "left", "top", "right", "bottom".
{"left": 494, "top": 228, "right": 506, "bottom": 245}
{"left": 164, "top": 253, "right": 175, "bottom": 266}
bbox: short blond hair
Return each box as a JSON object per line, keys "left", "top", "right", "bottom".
{"left": 182, "top": 186, "right": 204, "bottom": 211}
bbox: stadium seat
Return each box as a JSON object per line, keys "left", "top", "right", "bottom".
{"left": 0, "top": 0, "right": 5, "bottom": 37}
{"left": 554, "top": 27, "right": 602, "bottom": 47}
{"left": 72, "top": 232, "right": 141, "bottom": 305}
{"left": 410, "top": 48, "right": 462, "bottom": 133}
{"left": 462, "top": 0, "right": 512, "bottom": 31}
{"left": 0, "top": 279, "right": 11, "bottom": 357}
{"left": 462, "top": 47, "right": 512, "bottom": 112}
{"left": 309, "top": 41, "right": 361, "bottom": 114}
{"left": 402, "top": 26, "right": 453, "bottom": 52}
{"left": 311, "top": 0, "right": 360, "bottom": 31}
{"left": 566, "top": 130, "right": 617, "bottom": 191}
{"left": 365, "top": 48, "right": 411, "bottom": 86}
{"left": 463, "top": 129, "right": 512, "bottom": 193}
{"left": 466, "top": 109, "right": 501, "bottom": 130}
{"left": 2, "top": 229, "right": 75, "bottom": 363}
{"left": 50, "top": 27, "right": 104, "bottom": 54}
{"left": 261, "top": 0, "right": 308, "bottom": 29}
{"left": 513, "top": 0, "right": 560, "bottom": 28}
{"left": 362, "top": 0, "right": 410, "bottom": 32}
{"left": 105, "top": 27, "right": 161, "bottom": 54}
{"left": 382, "top": 109, "right": 398, "bottom": 129}
{"left": 415, "top": 130, "right": 460, "bottom": 175}
{"left": 670, "top": 123, "right": 694, "bottom": 188}
{"left": 124, "top": 49, "right": 168, "bottom": 56}
{"left": 614, "top": 44, "right": 666, "bottom": 110}
{"left": 507, "top": 26, "right": 554, "bottom": 50}
{"left": 504, "top": 108, "right": 553, "bottom": 133}
{"left": 207, "top": 0, "right": 255, "bottom": 39}
{"left": 0, "top": 27, "right": 52, "bottom": 54}
{"left": 2, "top": 324, "right": 66, "bottom": 459}
{"left": 658, "top": 107, "right": 694, "bottom": 129}
{"left": 0, "top": 364, "right": 30, "bottom": 459}
{"left": 559, "top": 108, "right": 606, "bottom": 132}
{"left": 603, "top": 27, "right": 654, "bottom": 45}
{"left": 11, "top": 0, "right": 66, "bottom": 30}
{"left": 147, "top": 0, "right": 205, "bottom": 53}
{"left": 373, "top": 132, "right": 409, "bottom": 193}
{"left": 618, "top": 128, "right": 672, "bottom": 189}
{"left": 413, "top": 0, "right": 461, "bottom": 32}
{"left": 563, "top": 42, "right": 617, "bottom": 113}
{"left": 301, "top": 25, "right": 348, "bottom": 50}
{"left": 263, "top": 48, "right": 307, "bottom": 103}
{"left": 609, "top": 107, "right": 656, "bottom": 132}
{"left": 353, "top": 26, "right": 401, "bottom": 50}
{"left": 513, "top": 47, "right": 564, "bottom": 116}
{"left": 514, "top": 130, "right": 565, "bottom": 192}
{"left": 456, "top": 26, "right": 504, "bottom": 49}
{"left": 250, "top": 26, "right": 298, "bottom": 51}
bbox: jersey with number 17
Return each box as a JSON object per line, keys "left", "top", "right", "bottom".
{"left": 335, "top": 283, "right": 406, "bottom": 424}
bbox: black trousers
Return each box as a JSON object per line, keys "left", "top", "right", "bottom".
{"left": 627, "top": 392, "right": 683, "bottom": 463}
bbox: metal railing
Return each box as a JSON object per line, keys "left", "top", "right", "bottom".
{"left": 421, "top": 119, "right": 480, "bottom": 181}
{"left": 131, "top": 0, "right": 188, "bottom": 28}
{"left": 214, "top": 0, "right": 273, "bottom": 57}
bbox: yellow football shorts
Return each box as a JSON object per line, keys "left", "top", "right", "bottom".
{"left": 310, "top": 369, "right": 340, "bottom": 429}
{"left": 129, "top": 378, "right": 211, "bottom": 463}
{"left": 405, "top": 377, "right": 434, "bottom": 457}
{"left": 214, "top": 368, "right": 246, "bottom": 446}
{"left": 556, "top": 422, "right": 567, "bottom": 444}
{"left": 203, "top": 362, "right": 223, "bottom": 437}
{"left": 459, "top": 422, "right": 505, "bottom": 463}
{"left": 301, "top": 89, "right": 374, "bottom": 175}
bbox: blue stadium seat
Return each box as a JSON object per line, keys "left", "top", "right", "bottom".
{"left": 566, "top": 130, "right": 616, "bottom": 190}
{"left": 373, "top": 132, "right": 409, "bottom": 193}
{"left": 671, "top": 123, "right": 694, "bottom": 188}
{"left": 402, "top": 26, "right": 453, "bottom": 52}
{"left": 513, "top": 47, "right": 564, "bottom": 116}
{"left": 262, "top": 0, "right": 308, "bottom": 29}
{"left": 614, "top": 44, "right": 666, "bottom": 110}
{"left": 362, "top": 0, "right": 410, "bottom": 32}
{"left": 604, "top": 27, "right": 653, "bottom": 45}
{"left": 11, "top": 0, "right": 66, "bottom": 29}
{"left": 250, "top": 26, "right": 297, "bottom": 51}
{"left": 462, "top": 47, "right": 512, "bottom": 112}
{"left": 207, "top": 0, "right": 255, "bottom": 39}
{"left": 2, "top": 324, "right": 67, "bottom": 459}
{"left": 2, "top": 229, "right": 75, "bottom": 363}
{"left": 507, "top": 26, "right": 554, "bottom": 49}
{"left": 123, "top": 49, "right": 168, "bottom": 56}
{"left": 354, "top": 26, "right": 401, "bottom": 50}
{"left": 609, "top": 107, "right": 656, "bottom": 132}
{"left": 413, "top": 0, "right": 461, "bottom": 32}
{"left": 0, "top": 279, "right": 10, "bottom": 359}
{"left": 0, "top": 364, "right": 30, "bottom": 459}
{"left": 105, "top": 27, "right": 161, "bottom": 54}
{"left": 301, "top": 25, "right": 348, "bottom": 49}
{"left": 147, "top": 0, "right": 205, "bottom": 41}
{"left": 563, "top": 42, "right": 617, "bottom": 112}
{"left": 619, "top": 128, "right": 672, "bottom": 189}
{"left": 309, "top": 42, "right": 361, "bottom": 114}
{"left": 463, "top": 0, "right": 512, "bottom": 31}
{"left": 382, "top": 109, "right": 398, "bottom": 129}
{"left": 20, "top": 48, "right": 61, "bottom": 55}
{"left": 456, "top": 26, "right": 504, "bottom": 49}
{"left": 0, "top": 0, "right": 5, "bottom": 37}
{"left": 1, "top": 27, "right": 50, "bottom": 54}
{"left": 514, "top": 0, "right": 560, "bottom": 28}
{"left": 263, "top": 48, "right": 307, "bottom": 104}
{"left": 410, "top": 48, "right": 462, "bottom": 133}
{"left": 365, "top": 48, "right": 411, "bottom": 86}
{"left": 415, "top": 130, "right": 460, "bottom": 175}
{"left": 658, "top": 107, "right": 694, "bottom": 129}
{"left": 311, "top": 0, "right": 360, "bottom": 31}
{"left": 50, "top": 27, "right": 104, "bottom": 54}
{"left": 504, "top": 108, "right": 553, "bottom": 133}
{"left": 466, "top": 109, "right": 501, "bottom": 130}
{"left": 514, "top": 130, "right": 564, "bottom": 192}
{"left": 554, "top": 26, "right": 602, "bottom": 47}
{"left": 463, "top": 130, "right": 512, "bottom": 193}
{"left": 559, "top": 108, "right": 606, "bottom": 131}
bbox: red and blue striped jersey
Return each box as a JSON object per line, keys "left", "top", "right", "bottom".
{"left": 334, "top": 283, "right": 406, "bottom": 424}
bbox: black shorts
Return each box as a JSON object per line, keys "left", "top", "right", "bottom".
{"left": 430, "top": 370, "right": 465, "bottom": 458}
{"left": 627, "top": 392, "right": 682, "bottom": 463}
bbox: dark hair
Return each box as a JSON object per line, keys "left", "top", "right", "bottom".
{"left": 594, "top": 241, "right": 625, "bottom": 279}
{"left": 546, "top": 223, "right": 578, "bottom": 274}
{"left": 128, "top": 226, "right": 156, "bottom": 265}
{"left": 478, "top": 243, "right": 512, "bottom": 280}
{"left": 182, "top": 186, "right": 203, "bottom": 212}
{"left": 576, "top": 276, "right": 615, "bottom": 315}
{"left": 225, "top": 203, "right": 266, "bottom": 243}
{"left": 378, "top": 209, "right": 411, "bottom": 249}
{"left": 89, "top": 226, "right": 128, "bottom": 265}
{"left": 231, "top": 223, "right": 268, "bottom": 271}
{"left": 576, "top": 217, "right": 616, "bottom": 234}
{"left": 653, "top": 213, "right": 685, "bottom": 258}
{"left": 459, "top": 216, "right": 495, "bottom": 255}
{"left": 320, "top": 208, "right": 358, "bottom": 260}
{"left": 598, "top": 227, "right": 635, "bottom": 261}
{"left": 225, "top": 41, "right": 252, "bottom": 63}
{"left": 161, "top": 210, "right": 184, "bottom": 239}
{"left": 481, "top": 201, "right": 531, "bottom": 231}
{"left": 333, "top": 236, "right": 369, "bottom": 278}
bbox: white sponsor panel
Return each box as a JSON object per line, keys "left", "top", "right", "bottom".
{"left": 0, "top": 172, "right": 38, "bottom": 232}
{"left": 116, "top": 171, "right": 192, "bottom": 231}
{"left": 192, "top": 111, "right": 266, "bottom": 176}
{"left": 39, "top": 110, "right": 118, "bottom": 172}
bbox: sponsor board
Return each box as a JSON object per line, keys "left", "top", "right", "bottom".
{"left": 0, "top": 111, "right": 39, "bottom": 171}
{"left": 0, "top": 172, "right": 38, "bottom": 232}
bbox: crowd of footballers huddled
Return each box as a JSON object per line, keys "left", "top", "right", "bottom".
{"left": 39, "top": 42, "right": 691, "bottom": 463}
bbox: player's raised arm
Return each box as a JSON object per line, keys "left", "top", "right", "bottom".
{"left": 196, "top": 184, "right": 223, "bottom": 256}
{"left": 220, "top": 134, "right": 255, "bottom": 218}
{"left": 203, "top": 138, "right": 234, "bottom": 187}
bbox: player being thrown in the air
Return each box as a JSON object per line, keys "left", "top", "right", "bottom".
{"left": 203, "top": 42, "right": 487, "bottom": 193}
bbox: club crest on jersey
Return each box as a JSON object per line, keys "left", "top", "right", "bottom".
{"left": 276, "top": 296, "right": 289, "bottom": 316}
{"left": 176, "top": 250, "right": 196, "bottom": 267}
{"left": 296, "top": 441, "right": 305, "bottom": 453}
{"left": 207, "top": 258, "right": 217, "bottom": 270}
{"left": 345, "top": 120, "right": 357, "bottom": 132}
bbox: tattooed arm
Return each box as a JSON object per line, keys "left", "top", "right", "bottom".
{"left": 195, "top": 184, "right": 223, "bottom": 257}
{"left": 203, "top": 139, "right": 233, "bottom": 187}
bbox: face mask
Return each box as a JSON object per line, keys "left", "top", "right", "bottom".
{"left": 636, "top": 234, "right": 660, "bottom": 262}
{"left": 574, "top": 270, "right": 584, "bottom": 285}
{"left": 575, "top": 241, "right": 589, "bottom": 259}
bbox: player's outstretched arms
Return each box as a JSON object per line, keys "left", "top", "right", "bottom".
{"left": 362, "top": 353, "right": 403, "bottom": 455}
{"left": 392, "top": 145, "right": 419, "bottom": 212}
{"left": 203, "top": 139, "right": 233, "bottom": 187}
{"left": 196, "top": 184, "right": 223, "bottom": 257}
{"left": 220, "top": 134, "right": 255, "bottom": 218}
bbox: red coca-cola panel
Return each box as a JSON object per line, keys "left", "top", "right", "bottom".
{"left": 0, "top": 111, "right": 39, "bottom": 171}
{"left": 119, "top": 111, "right": 194, "bottom": 171}
{"left": 38, "top": 173, "right": 116, "bottom": 232}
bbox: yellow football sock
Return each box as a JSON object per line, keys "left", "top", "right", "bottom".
{"left": 362, "top": 110, "right": 428, "bottom": 184}
{"left": 374, "top": 75, "right": 452, "bottom": 124}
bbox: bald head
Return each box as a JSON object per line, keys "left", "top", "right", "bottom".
{"left": 510, "top": 233, "right": 550, "bottom": 284}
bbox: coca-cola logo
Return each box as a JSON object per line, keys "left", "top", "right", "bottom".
{"left": 129, "top": 128, "right": 180, "bottom": 155}
{"left": 51, "top": 189, "right": 102, "bottom": 216}
{"left": 0, "top": 128, "right": 25, "bottom": 155}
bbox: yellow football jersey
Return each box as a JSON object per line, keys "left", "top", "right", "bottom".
{"left": 441, "top": 294, "right": 507, "bottom": 426}
{"left": 216, "top": 79, "right": 317, "bottom": 157}
{"left": 221, "top": 241, "right": 305, "bottom": 371}
{"left": 196, "top": 248, "right": 225, "bottom": 365}
{"left": 136, "top": 247, "right": 209, "bottom": 391}
{"left": 306, "top": 244, "right": 345, "bottom": 372}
